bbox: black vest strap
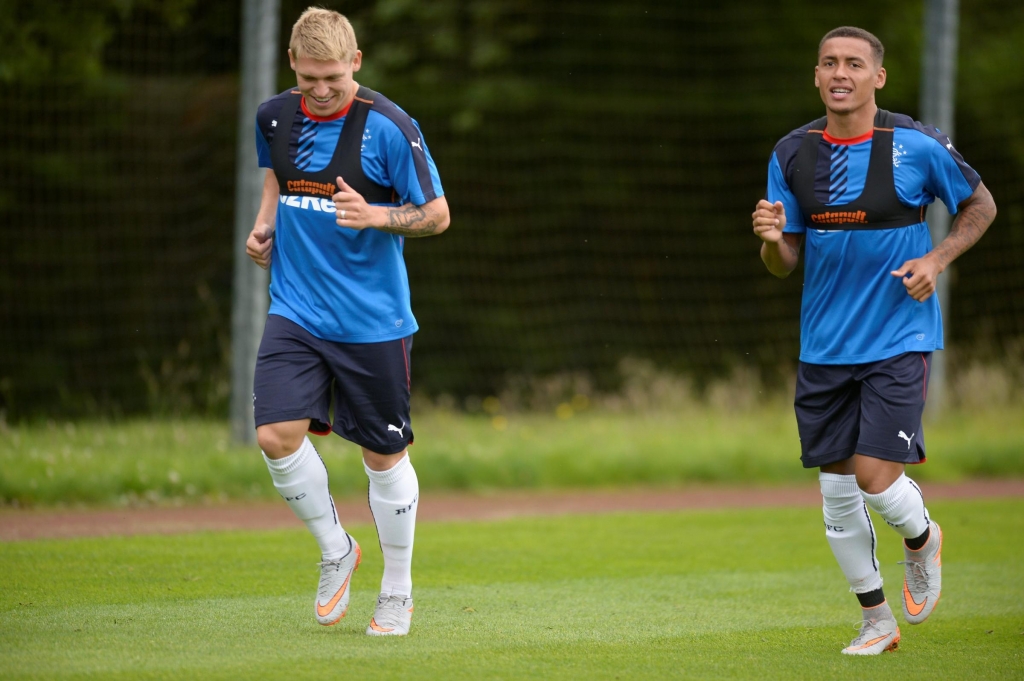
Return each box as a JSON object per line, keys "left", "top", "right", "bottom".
{"left": 270, "top": 87, "right": 396, "bottom": 204}
{"left": 790, "top": 109, "right": 925, "bottom": 230}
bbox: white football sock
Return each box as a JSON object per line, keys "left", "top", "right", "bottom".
{"left": 263, "top": 436, "right": 350, "bottom": 560}
{"left": 365, "top": 453, "right": 418, "bottom": 597}
{"left": 821, "top": 472, "right": 883, "bottom": 594}
{"left": 861, "top": 474, "right": 930, "bottom": 539}
{"left": 862, "top": 600, "right": 895, "bottom": 623}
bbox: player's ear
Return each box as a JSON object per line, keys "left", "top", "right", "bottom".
{"left": 351, "top": 50, "right": 362, "bottom": 73}
{"left": 875, "top": 66, "right": 886, "bottom": 89}
{"left": 288, "top": 48, "right": 296, "bottom": 71}
{"left": 813, "top": 65, "right": 819, "bottom": 88}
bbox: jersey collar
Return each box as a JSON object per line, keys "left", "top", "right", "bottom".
{"left": 823, "top": 129, "right": 874, "bottom": 145}
{"left": 300, "top": 96, "right": 353, "bottom": 122}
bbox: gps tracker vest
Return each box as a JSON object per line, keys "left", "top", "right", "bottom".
{"left": 790, "top": 108, "right": 925, "bottom": 230}
{"left": 271, "top": 86, "right": 396, "bottom": 204}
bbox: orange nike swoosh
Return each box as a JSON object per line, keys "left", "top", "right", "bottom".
{"left": 903, "top": 581, "right": 926, "bottom": 617}
{"left": 316, "top": 572, "right": 353, "bottom": 618}
{"left": 369, "top": 617, "right": 394, "bottom": 633}
{"left": 850, "top": 634, "right": 890, "bottom": 650}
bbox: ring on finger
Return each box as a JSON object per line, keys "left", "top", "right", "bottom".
{"left": 340, "top": 209, "right": 346, "bottom": 220}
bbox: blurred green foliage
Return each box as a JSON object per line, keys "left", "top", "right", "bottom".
{"left": 0, "top": 0, "right": 1021, "bottom": 419}
{"left": 0, "top": 0, "right": 195, "bottom": 83}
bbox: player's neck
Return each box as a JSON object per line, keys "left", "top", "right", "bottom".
{"left": 825, "top": 102, "right": 877, "bottom": 140}
{"left": 339, "top": 80, "right": 359, "bottom": 111}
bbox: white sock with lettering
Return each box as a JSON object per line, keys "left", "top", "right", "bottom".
{"left": 366, "top": 453, "right": 418, "bottom": 597}
{"left": 821, "top": 473, "right": 883, "bottom": 594}
{"left": 861, "top": 474, "right": 930, "bottom": 539}
{"left": 264, "top": 436, "right": 349, "bottom": 560}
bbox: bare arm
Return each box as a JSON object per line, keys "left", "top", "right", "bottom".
{"left": 376, "top": 196, "right": 450, "bottom": 237}
{"left": 753, "top": 199, "right": 803, "bottom": 278}
{"left": 332, "top": 176, "right": 450, "bottom": 238}
{"left": 761, "top": 233, "right": 804, "bottom": 278}
{"left": 245, "top": 170, "right": 280, "bottom": 269}
{"left": 890, "top": 181, "right": 997, "bottom": 302}
{"left": 930, "top": 181, "right": 997, "bottom": 270}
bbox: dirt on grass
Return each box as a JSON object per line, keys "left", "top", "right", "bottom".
{"left": 2, "top": 479, "right": 1022, "bottom": 541}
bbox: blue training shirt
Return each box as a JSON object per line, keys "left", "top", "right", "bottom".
{"left": 766, "top": 114, "right": 980, "bottom": 365}
{"left": 255, "top": 89, "right": 444, "bottom": 343}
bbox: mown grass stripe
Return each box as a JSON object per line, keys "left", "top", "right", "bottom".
{"left": 1, "top": 500, "right": 1022, "bottom": 680}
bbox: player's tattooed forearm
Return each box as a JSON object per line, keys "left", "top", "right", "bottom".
{"left": 933, "top": 199, "right": 996, "bottom": 269}
{"left": 386, "top": 204, "right": 426, "bottom": 227}
{"left": 381, "top": 204, "right": 441, "bottom": 237}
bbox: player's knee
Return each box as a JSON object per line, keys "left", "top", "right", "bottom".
{"left": 363, "top": 448, "right": 406, "bottom": 472}
{"left": 853, "top": 455, "right": 905, "bottom": 495}
{"left": 855, "top": 472, "right": 888, "bottom": 495}
{"left": 257, "top": 424, "right": 305, "bottom": 459}
{"left": 855, "top": 471, "right": 873, "bottom": 493}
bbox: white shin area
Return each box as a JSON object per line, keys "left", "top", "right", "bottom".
{"left": 365, "top": 453, "right": 418, "bottom": 597}
{"left": 861, "top": 473, "right": 930, "bottom": 539}
{"left": 263, "top": 436, "right": 350, "bottom": 560}
{"left": 820, "top": 472, "right": 883, "bottom": 594}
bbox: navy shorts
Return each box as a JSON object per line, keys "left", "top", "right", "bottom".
{"left": 794, "top": 352, "right": 931, "bottom": 468}
{"left": 254, "top": 314, "right": 413, "bottom": 454}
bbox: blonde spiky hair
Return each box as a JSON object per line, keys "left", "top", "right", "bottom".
{"left": 289, "top": 7, "right": 358, "bottom": 62}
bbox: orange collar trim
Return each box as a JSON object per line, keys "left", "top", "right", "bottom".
{"left": 822, "top": 129, "right": 874, "bottom": 145}
{"left": 300, "top": 96, "right": 353, "bottom": 122}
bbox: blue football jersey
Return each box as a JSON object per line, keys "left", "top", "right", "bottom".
{"left": 255, "top": 89, "right": 444, "bottom": 343}
{"left": 767, "top": 114, "right": 979, "bottom": 364}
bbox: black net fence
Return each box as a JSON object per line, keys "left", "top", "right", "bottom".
{"left": 1, "top": 0, "right": 1022, "bottom": 419}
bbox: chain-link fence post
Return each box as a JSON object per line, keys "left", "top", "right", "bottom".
{"left": 920, "top": 0, "right": 959, "bottom": 419}
{"left": 231, "top": 0, "right": 280, "bottom": 443}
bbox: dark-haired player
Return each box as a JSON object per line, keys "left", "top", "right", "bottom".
{"left": 752, "top": 26, "right": 995, "bottom": 655}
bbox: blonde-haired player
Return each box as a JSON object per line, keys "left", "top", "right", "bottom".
{"left": 246, "top": 7, "right": 450, "bottom": 636}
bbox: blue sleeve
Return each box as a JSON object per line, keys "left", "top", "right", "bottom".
{"left": 384, "top": 120, "right": 443, "bottom": 205}
{"left": 767, "top": 152, "right": 805, "bottom": 233}
{"left": 255, "top": 114, "right": 272, "bottom": 169}
{"left": 361, "top": 110, "right": 443, "bottom": 206}
{"left": 893, "top": 126, "right": 979, "bottom": 215}
{"left": 923, "top": 131, "right": 979, "bottom": 214}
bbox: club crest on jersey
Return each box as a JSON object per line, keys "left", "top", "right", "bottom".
{"left": 892, "top": 143, "right": 907, "bottom": 167}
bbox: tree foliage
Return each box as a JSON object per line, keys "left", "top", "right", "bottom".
{"left": 0, "top": 0, "right": 1021, "bottom": 419}
{"left": 0, "top": 0, "right": 194, "bottom": 84}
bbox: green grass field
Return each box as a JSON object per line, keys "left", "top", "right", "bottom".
{"left": 2, "top": 499, "right": 1022, "bottom": 680}
{"left": 2, "top": 406, "right": 1023, "bottom": 507}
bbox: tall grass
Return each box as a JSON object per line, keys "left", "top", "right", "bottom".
{"left": 1, "top": 358, "right": 1021, "bottom": 508}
